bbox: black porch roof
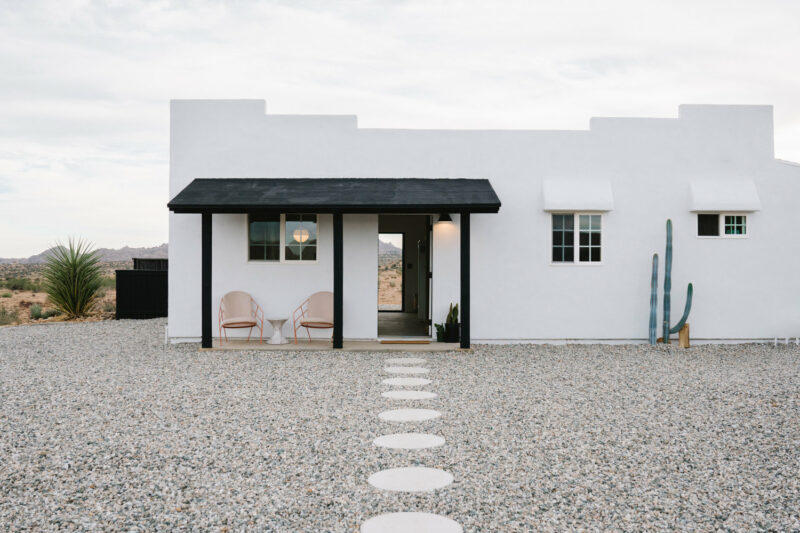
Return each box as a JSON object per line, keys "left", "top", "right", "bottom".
{"left": 168, "top": 178, "right": 501, "bottom": 214}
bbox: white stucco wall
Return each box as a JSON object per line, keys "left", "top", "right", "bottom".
{"left": 169, "top": 100, "right": 800, "bottom": 342}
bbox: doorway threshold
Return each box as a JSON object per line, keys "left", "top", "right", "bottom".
{"left": 378, "top": 337, "right": 432, "bottom": 344}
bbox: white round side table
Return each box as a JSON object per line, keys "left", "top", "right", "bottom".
{"left": 267, "top": 318, "right": 289, "bottom": 344}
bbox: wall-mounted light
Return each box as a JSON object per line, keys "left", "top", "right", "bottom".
{"left": 436, "top": 213, "right": 453, "bottom": 224}
{"left": 292, "top": 228, "right": 310, "bottom": 243}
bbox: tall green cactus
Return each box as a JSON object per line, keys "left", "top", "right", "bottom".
{"left": 649, "top": 254, "right": 658, "bottom": 344}
{"left": 655, "top": 219, "right": 693, "bottom": 344}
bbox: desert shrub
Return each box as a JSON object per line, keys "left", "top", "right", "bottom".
{"left": 42, "top": 238, "right": 102, "bottom": 318}
{"left": 4, "top": 277, "right": 35, "bottom": 291}
{"left": 0, "top": 306, "right": 19, "bottom": 325}
{"left": 102, "top": 301, "right": 115, "bottom": 313}
{"left": 1, "top": 292, "right": 11, "bottom": 298}
{"left": 99, "top": 276, "right": 116, "bottom": 289}
{"left": 29, "top": 305, "right": 58, "bottom": 320}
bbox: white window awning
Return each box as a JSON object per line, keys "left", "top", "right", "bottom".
{"left": 542, "top": 179, "right": 614, "bottom": 212}
{"left": 690, "top": 180, "right": 761, "bottom": 212}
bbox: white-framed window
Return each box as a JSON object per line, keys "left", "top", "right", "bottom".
{"left": 551, "top": 213, "right": 602, "bottom": 264}
{"left": 248, "top": 214, "right": 318, "bottom": 262}
{"left": 696, "top": 213, "right": 748, "bottom": 238}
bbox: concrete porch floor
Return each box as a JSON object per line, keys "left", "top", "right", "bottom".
{"left": 209, "top": 338, "right": 460, "bottom": 352}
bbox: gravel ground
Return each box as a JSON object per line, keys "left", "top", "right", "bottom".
{"left": 1, "top": 319, "right": 799, "bottom": 531}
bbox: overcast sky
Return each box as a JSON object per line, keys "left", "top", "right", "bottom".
{"left": 1, "top": 0, "right": 799, "bottom": 257}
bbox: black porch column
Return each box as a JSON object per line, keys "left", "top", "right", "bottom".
{"left": 201, "top": 211, "right": 212, "bottom": 349}
{"left": 460, "top": 211, "right": 470, "bottom": 349}
{"left": 333, "top": 212, "right": 343, "bottom": 349}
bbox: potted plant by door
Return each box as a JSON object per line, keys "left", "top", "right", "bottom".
{"left": 434, "top": 323, "right": 445, "bottom": 342}
{"left": 444, "top": 303, "right": 460, "bottom": 343}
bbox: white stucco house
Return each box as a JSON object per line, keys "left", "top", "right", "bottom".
{"left": 167, "top": 100, "right": 800, "bottom": 348}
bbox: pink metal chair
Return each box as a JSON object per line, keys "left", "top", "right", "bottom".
{"left": 218, "top": 291, "right": 264, "bottom": 344}
{"left": 292, "top": 291, "right": 334, "bottom": 344}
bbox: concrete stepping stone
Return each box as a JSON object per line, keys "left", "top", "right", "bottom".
{"left": 361, "top": 512, "right": 462, "bottom": 533}
{"left": 385, "top": 357, "right": 426, "bottom": 365}
{"left": 384, "top": 366, "right": 429, "bottom": 374}
{"left": 379, "top": 408, "right": 441, "bottom": 422}
{"left": 382, "top": 390, "right": 437, "bottom": 400}
{"left": 373, "top": 433, "right": 445, "bottom": 450}
{"left": 368, "top": 466, "right": 453, "bottom": 492}
{"left": 382, "top": 377, "right": 431, "bottom": 386}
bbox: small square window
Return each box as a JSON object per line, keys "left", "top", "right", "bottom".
{"left": 724, "top": 215, "right": 746, "bottom": 235}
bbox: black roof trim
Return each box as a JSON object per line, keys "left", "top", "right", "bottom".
{"left": 168, "top": 178, "right": 501, "bottom": 214}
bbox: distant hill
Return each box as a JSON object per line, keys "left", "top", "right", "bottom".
{"left": 0, "top": 244, "right": 168, "bottom": 264}
{"left": 379, "top": 239, "right": 401, "bottom": 255}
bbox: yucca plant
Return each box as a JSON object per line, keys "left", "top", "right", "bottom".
{"left": 42, "top": 238, "right": 102, "bottom": 318}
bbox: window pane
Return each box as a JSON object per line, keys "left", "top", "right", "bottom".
{"left": 564, "top": 231, "right": 574, "bottom": 246}
{"left": 301, "top": 246, "right": 316, "bottom": 261}
{"left": 590, "top": 215, "right": 600, "bottom": 230}
{"left": 591, "top": 247, "right": 601, "bottom": 262}
{"left": 249, "top": 215, "right": 279, "bottom": 245}
{"left": 285, "top": 245, "right": 301, "bottom": 261}
{"left": 591, "top": 232, "right": 601, "bottom": 246}
{"left": 265, "top": 221, "right": 279, "bottom": 244}
{"left": 553, "top": 214, "right": 571, "bottom": 230}
{"left": 564, "top": 247, "right": 574, "bottom": 262}
{"left": 698, "top": 214, "right": 720, "bottom": 236}
{"left": 579, "top": 247, "right": 589, "bottom": 262}
{"left": 553, "top": 231, "right": 563, "bottom": 246}
{"left": 552, "top": 247, "right": 563, "bottom": 262}
{"left": 303, "top": 221, "right": 318, "bottom": 245}
{"left": 265, "top": 245, "right": 279, "bottom": 261}
{"left": 579, "top": 215, "right": 590, "bottom": 231}
{"left": 286, "top": 219, "right": 302, "bottom": 245}
{"left": 579, "top": 233, "right": 589, "bottom": 246}
{"left": 249, "top": 245, "right": 263, "bottom": 260}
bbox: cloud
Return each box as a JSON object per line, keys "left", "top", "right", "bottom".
{"left": 1, "top": 0, "right": 799, "bottom": 255}
{"left": 0, "top": 176, "right": 14, "bottom": 194}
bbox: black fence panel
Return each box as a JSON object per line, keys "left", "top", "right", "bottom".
{"left": 116, "top": 270, "right": 168, "bottom": 319}
{"left": 133, "top": 258, "right": 168, "bottom": 271}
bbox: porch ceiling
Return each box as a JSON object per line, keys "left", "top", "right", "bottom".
{"left": 167, "top": 178, "right": 501, "bottom": 214}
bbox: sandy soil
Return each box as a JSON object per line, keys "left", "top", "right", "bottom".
{"left": 378, "top": 258, "right": 402, "bottom": 309}
{"left": 0, "top": 289, "right": 116, "bottom": 326}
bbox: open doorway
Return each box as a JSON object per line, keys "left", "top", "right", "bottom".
{"left": 378, "top": 233, "right": 404, "bottom": 311}
{"left": 378, "top": 215, "right": 430, "bottom": 337}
